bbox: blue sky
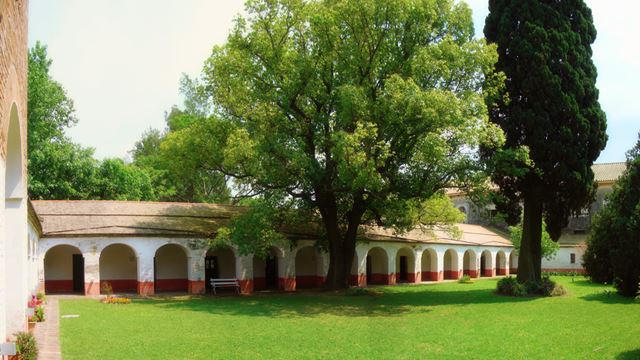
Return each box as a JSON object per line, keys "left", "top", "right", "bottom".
{"left": 29, "top": 0, "right": 639, "bottom": 162}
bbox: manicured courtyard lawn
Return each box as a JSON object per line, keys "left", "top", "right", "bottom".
{"left": 59, "top": 278, "right": 640, "bottom": 359}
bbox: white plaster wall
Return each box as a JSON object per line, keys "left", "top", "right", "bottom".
{"left": 542, "top": 246, "right": 585, "bottom": 270}
{"left": 155, "top": 244, "right": 188, "bottom": 279}
{"left": 43, "top": 245, "right": 80, "bottom": 280}
{"left": 100, "top": 244, "right": 137, "bottom": 280}
{"left": 5, "top": 197, "right": 27, "bottom": 336}
{"left": 206, "top": 248, "right": 236, "bottom": 278}
{"left": 27, "top": 220, "right": 40, "bottom": 294}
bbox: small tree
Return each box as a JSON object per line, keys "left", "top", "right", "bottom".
{"left": 509, "top": 219, "right": 559, "bottom": 261}
{"left": 584, "top": 135, "right": 640, "bottom": 297}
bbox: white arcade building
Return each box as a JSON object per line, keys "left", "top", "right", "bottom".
{"left": 33, "top": 200, "right": 515, "bottom": 297}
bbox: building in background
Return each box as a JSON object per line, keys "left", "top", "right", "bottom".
{"left": 448, "top": 162, "right": 626, "bottom": 273}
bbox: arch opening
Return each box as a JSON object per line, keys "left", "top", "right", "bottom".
{"left": 480, "top": 250, "right": 494, "bottom": 277}
{"left": 395, "top": 247, "right": 416, "bottom": 283}
{"left": 350, "top": 252, "right": 360, "bottom": 286}
{"left": 100, "top": 244, "right": 138, "bottom": 293}
{"left": 443, "top": 249, "right": 460, "bottom": 280}
{"left": 509, "top": 252, "right": 518, "bottom": 275}
{"left": 205, "top": 247, "right": 237, "bottom": 293}
{"left": 463, "top": 250, "right": 478, "bottom": 278}
{"left": 253, "top": 247, "right": 281, "bottom": 290}
{"left": 366, "top": 247, "right": 389, "bottom": 285}
{"left": 421, "top": 248, "right": 439, "bottom": 281}
{"left": 5, "top": 104, "right": 24, "bottom": 199}
{"left": 295, "top": 246, "right": 324, "bottom": 289}
{"left": 154, "top": 244, "right": 188, "bottom": 292}
{"left": 44, "top": 245, "right": 84, "bottom": 294}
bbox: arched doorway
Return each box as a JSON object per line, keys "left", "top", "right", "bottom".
{"left": 5, "top": 104, "right": 27, "bottom": 334}
{"left": 496, "top": 251, "right": 507, "bottom": 275}
{"left": 443, "top": 249, "right": 460, "bottom": 280}
{"left": 366, "top": 247, "right": 389, "bottom": 285}
{"left": 509, "top": 252, "right": 518, "bottom": 275}
{"left": 154, "top": 244, "right": 189, "bottom": 292}
{"left": 463, "top": 250, "right": 478, "bottom": 278}
{"left": 396, "top": 247, "right": 416, "bottom": 283}
{"left": 421, "top": 248, "right": 439, "bottom": 281}
{"left": 480, "top": 250, "right": 493, "bottom": 277}
{"left": 43, "top": 245, "right": 84, "bottom": 294}
{"left": 205, "top": 247, "right": 236, "bottom": 293}
{"left": 253, "top": 247, "right": 281, "bottom": 290}
{"left": 295, "top": 246, "right": 324, "bottom": 289}
{"left": 100, "top": 244, "right": 137, "bottom": 293}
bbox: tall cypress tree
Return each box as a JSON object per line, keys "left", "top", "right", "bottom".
{"left": 483, "top": 0, "right": 607, "bottom": 282}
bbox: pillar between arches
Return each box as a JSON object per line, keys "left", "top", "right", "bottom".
{"left": 83, "top": 252, "right": 100, "bottom": 296}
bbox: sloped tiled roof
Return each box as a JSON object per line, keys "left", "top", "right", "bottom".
{"left": 592, "top": 162, "right": 626, "bottom": 183}
{"left": 31, "top": 200, "right": 511, "bottom": 247}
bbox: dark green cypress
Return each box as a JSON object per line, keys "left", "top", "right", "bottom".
{"left": 484, "top": 0, "right": 607, "bottom": 282}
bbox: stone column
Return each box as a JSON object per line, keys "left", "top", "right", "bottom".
{"left": 187, "top": 250, "right": 206, "bottom": 295}
{"left": 414, "top": 250, "right": 423, "bottom": 283}
{"left": 137, "top": 253, "right": 154, "bottom": 296}
{"left": 354, "top": 247, "right": 368, "bottom": 287}
{"left": 236, "top": 255, "right": 253, "bottom": 294}
{"left": 83, "top": 252, "right": 100, "bottom": 296}
{"left": 279, "top": 248, "right": 296, "bottom": 292}
{"left": 436, "top": 250, "right": 445, "bottom": 282}
{"left": 386, "top": 249, "right": 397, "bottom": 285}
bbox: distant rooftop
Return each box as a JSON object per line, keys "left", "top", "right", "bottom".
{"left": 592, "top": 162, "right": 626, "bottom": 183}
{"left": 31, "top": 200, "right": 511, "bottom": 247}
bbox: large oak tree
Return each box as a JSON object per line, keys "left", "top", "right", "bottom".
{"left": 483, "top": 0, "right": 607, "bottom": 283}
{"left": 200, "top": 0, "right": 503, "bottom": 289}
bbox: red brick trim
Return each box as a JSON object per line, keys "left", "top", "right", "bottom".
{"left": 85, "top": 281, "right": 100, "bottom": 296}
{"left": 101, "top": 279, "right": 137, "bottom": 293}
{"left": 44, "top": 280, "right": 73, "bottom": 293}
{"left": 279, "top": 277, "right": 296, "bottom": 292}
{"left": 155, "top": 278, "right": 188, "bottom": 292}
{"left": 296, "top": 275, "right": 325, "bottom": 288}
{"left": 239, "top": 279, "right": 253, "bottom": 294}
{"left": 188, "top": 280, "right": 205, "bottom": 294}
{"left": 137, "top": 281, "right": 154, "bottom": 296}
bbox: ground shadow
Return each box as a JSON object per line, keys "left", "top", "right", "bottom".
{"left": 579, "top": 291, "right": 637, "bottom": 305}
{"left": 136, "top": 284, "right": 536, "bottom": 319}
{"left": 616, "top": 349, "right": 640, "bottom": 359}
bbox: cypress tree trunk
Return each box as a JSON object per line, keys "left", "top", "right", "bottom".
{"left": 518, "top": 184, "right": 543, "bottom": 283}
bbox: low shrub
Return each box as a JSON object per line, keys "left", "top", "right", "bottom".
{"left": 542, "top": 271, "right": 582, "bottom": 277}
{"left": 497, "top": 276, "right": 566, "bottom": 297}
{"left": 29, "top": 306, "right": 45, "bottom": 322}
{"left": 458, "top": 275, "right": 473, "bottom": 284}
{"left": 101, "top": 296, "right": 131, "bottom": 304}
{"left": 101, "top": 282, "right": 113, "bottom": 295}
{"left": 15, "top": 331, "right": 38, "bottom": 360}
{"left": 36, "top": 292, "right": 46, "bottom": 302}
{"left": 496, "top": 276, "right": 526, "bottom": 297}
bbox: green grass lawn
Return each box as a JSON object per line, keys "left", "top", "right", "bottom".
{"left": 59, "top": 277, "right": 640, "bottom": 359}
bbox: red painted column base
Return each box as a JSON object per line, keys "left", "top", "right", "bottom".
{"left": 137, "top": 281, "right": 154, "bottom": 296}
{"left": 85, "top": 281, "right": 100, "bottom": 296}
{"left": 238, "top": 279, "right": 253, "bottom": 294}
{"left": 188, "top": 280, "right": 205, "bottom": 294}
{"left": 279, "top": 277, "right": 296, "bottom": 292}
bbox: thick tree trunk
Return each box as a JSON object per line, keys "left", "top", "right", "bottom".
{"left": 517, "top": 185, "right": 543, "bottom": 283}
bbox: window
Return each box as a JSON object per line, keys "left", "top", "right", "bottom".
{"left": 570, "top": 253, "right": 576, "bottom": 264}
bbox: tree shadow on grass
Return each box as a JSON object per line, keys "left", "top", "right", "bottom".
{"left": 616, "top": 349, "right": 640, "bottom": 359}
{"left": 136, "top": 286, "right": 536, "bottom": 318}
{"left": 579, "top": 291, "right": 638, "bottom": 305}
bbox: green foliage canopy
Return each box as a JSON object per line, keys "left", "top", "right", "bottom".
{"left": 197, "top": 0, "right": 503, "bottom": 288}
{"left": 483, "top": 0, "right": 607, "bottom": 282}
{"left": 584, "top": 136, "right": 640, "bottom": 297}
{"left": 509, "top": 219, "right": 559, "bottom": 261}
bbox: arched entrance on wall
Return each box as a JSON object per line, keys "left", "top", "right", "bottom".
{"left": 443, "top": 249, "right": 460, "bottom": 280}
{"left": 480, "top": 250, "right": 493, "bottom": 277}
{"left": 295, "top": 246, "right": 324, "bottom": 289}
{"left": 43, "top": 245, "right": 84, "bottom": 294}
{"left": 366, "top": 247, "right": 389, "bottom": 285}
{"left": 154, "top": 244, "right": 189, "bottom": 292}
{"left": 100, "top": 244, "right": 138, "bottom": 293}
{"left": 5, "top": 104, "right": 27, "bottom": 334}
{"left": 205, "top": 247, "right": 236, "bottom": 293}
{"left": 463, "top": 250, "right": 478, "bottom": 278}
{"left": 253, "top": 247, "right": 280, "bottom": 290}
{"left": 395, "top": 247, "right": 415, "bottom": 283}
{"left": 421, "top": 248, "right": 438, "bottom": 281}
{"left": 496, "top": 251, "right": 507, "bottom": 275}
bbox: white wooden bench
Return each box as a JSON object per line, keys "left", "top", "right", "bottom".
{"left": 210, "top": 278, "right": 240, "bottom": 295}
